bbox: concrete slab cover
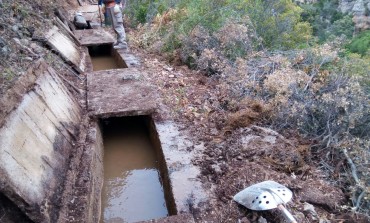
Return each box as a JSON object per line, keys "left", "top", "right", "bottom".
{"left": 74, "top": 29, "right": 115, "bottom": 46}
{"left": 87, "top": 68, "right": 158, "bottom": 118}
{"left": 0, "top": 61, "right": 81, "bottom": 222}
{"left": 45, "top": 26, "right": 86, "bottom": 73}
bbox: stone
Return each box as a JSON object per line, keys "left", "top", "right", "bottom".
{"left": 0, "top": 38, "right": 10, "bottom": 57}
{"left": 303, "top": 202, "right": 318, "bottom": 220}
{"left": 338, "top": 0, "right": 370, "bottom": 29}
{"left": 11, "top": 25, "right": 19, "bottom": 33}
{"left": 20, "top": 38, "right": 29, "bottom": 46}
{"left": 0, "top": 37, "right": 6, "bottom": 47}
{"left": 257, "top": 216, "right": 267, "bottom": 223}
{"left": 12, "top": 38, "right": 21, "bottom": 45}
{"left": 30, "top": 43, "right": 43, "bottom": 54}
{"left": 239, "top": 217, "right": 251, "bottom": 223}
{"left": 353, "top": 0, "right": 367, "bottom": 15}
{"left": 211, "top": 164, "right": 222, "bottom": 174}
{"left": 0, "top": 46, "right": 10, "bottom": 57}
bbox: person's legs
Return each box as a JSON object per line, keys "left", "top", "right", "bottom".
{"left": 106, "top": 7, "right": 114, "bottom": 27}
{"left": 104, "top": 11, "right": 112, "bottom": 26}
{"left": 108, "top": 6, "right": 127, "bottom": 49}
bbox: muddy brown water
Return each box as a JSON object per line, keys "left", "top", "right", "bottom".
{"left": 101, "top": 117, "right": 169, "bottom": 223}
{"left": 91, "top": 56, "right": 121, "bottom": 71}
{"left": 88, "top": 45, "right": 124, "bottom": 71}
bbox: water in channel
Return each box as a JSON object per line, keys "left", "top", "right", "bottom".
{"left": 89, "top": 45, "right": 122, "bottom": 71}
{"left": 101, "top": 117, "right": 168, "bottom": 223}
{"left": 91, "top": 56, "right": 120, "bottom": 71}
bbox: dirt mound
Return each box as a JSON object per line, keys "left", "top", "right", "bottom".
{"left": 196, "top": 125, "right": 351, "bottom": 222}
{"left": 226, "top": 99, "right": 264, "bottom": 129}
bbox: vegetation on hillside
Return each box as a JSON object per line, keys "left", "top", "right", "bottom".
{"left": 346, "top": 30, "right": 370, "bottom": 56}
{"left": 300, "top": 0, "right": 355, "bottom": 42}
{"left": 126, "top": 0, "right": 370, "bottom": 218}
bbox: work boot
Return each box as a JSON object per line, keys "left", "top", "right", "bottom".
{"left": 113, "top": 43, "right": 128, "bottom": 49}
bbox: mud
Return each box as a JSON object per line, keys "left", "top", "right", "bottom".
{"left": 101, "top": 117, "right": 169, "bottom": 222}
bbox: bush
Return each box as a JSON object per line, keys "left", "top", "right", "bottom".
{"left": 125, "top": 0, "right": 178, "bottom": 26}
{"left": 131, "top": 0, "right": 313, "bottom": 76}
{"left": 218, "top": 46, "right": 370, "bottom": 215}
{"left": 346, "top": 31, "right": 370, "bottom": 57}
{"left": 242, "top": 0, "right": 312, "bottom": 49}
{"left": 131, "top": 0, "right": 313, "bottom": 52}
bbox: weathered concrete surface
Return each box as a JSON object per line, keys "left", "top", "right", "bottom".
{"left": 57, "top": 120, "right": 104, "bottom": 223}
{"left": 0, "top": 60, "right": 81, "bottom": 222}
{"left": 74, "top": 29, "right": 115, "bottom": 46}
{"left": 154, "top": 121, "right": 208, "bottom": 213}
{"left": 45, "top": 26, "right": 87, "bottom": 73}
{"left": 0, "top": 60, "right": 44, "bottom": 128}
{"left": 87, "top": 68, "right": 158, "bottom": 118}
{"left": 116, "top": 49, "right": 141, "bottom": 68}
{"left": 84, "top": 121, "right": 104, "bottom": 223}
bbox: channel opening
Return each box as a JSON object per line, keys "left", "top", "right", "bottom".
{"left": 88, "top": 44, "right": 127, "bottom": 71}
{"left": 100, "top": 116, "right": 176, "bottom": 223}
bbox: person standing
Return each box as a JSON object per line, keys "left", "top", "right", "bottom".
{"left": 99, "top": 0, "right": 128, "bottom": 49}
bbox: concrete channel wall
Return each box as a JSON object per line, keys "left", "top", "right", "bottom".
{"left": 0, "top": 60, "right": 81, "bottom": 222}
{"left": 81, "top": 121, "right": 104, "bottom": 223}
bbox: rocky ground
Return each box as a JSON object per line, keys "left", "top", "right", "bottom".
{"left": 1, "top": 0, "right": 370, "bottom": 222}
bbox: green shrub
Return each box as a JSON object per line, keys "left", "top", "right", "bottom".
{"left": 242, "top": 0, "right": 312, "bottom": 49}
{"left": 125, "top": 0, "right": 178, "bottom": 25}
{"left": 132, "top": 0, "right": 313, "bottom": 52}
{"left": 346, "top": 31, "right": 370, "bottom": 57}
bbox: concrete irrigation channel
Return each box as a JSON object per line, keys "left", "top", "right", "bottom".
{"left": 0, "top": 3, "right": 207, "bottom": 223}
